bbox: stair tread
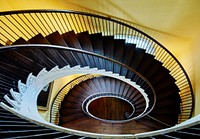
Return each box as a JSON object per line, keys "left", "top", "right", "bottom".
{"left": 12, "top": 37, "right": 29, "bottom": 45}
{"left": 62, "top": 30, "right": 82, "bottom": 49}
{"left": 59, "top": 113, "right": 87, "bottom": 124}
{"left": 137, "top": 54, "right": 155, "bottom": 74}
{"left": 121, "top": 43, "right": 136, "bottom": 76}
{"left": 150, "top": 67, "right": 171, "bottom": 85}
{"left": 92, "top": 77, "right": 104, "bottom": 92}
{"left": 148, "top": 114, "right": 179, "bottom": 126}
{"left": 77, "top": 31, "right": 94, "bottom": 52}
{"left": 0, "top": 60, "right": 29, "bottom": 80}
{"left": 60, "top": 108, "right": 83, "bottom": 116}
{"left": 130, "top": 48, "right": 145, "bottom": 70}
{"left": 46, "top": 31, "right": 68, "bottom": 46}
{"left": 0, "top": 51, "right": 43, "bottom": 74}
{"left": 28, "top": 33, "right": 50, "bottom": 44}
{"left": 90, "top": 33, "right": 104, "bottom": 55}
{"left": 143, "top": 59, "right": 163, "bottom": 79}
{"left": 122, "top": 43, "right": 136, "bottom": 66}
{"left": 154, "top": 76, "right": 177, "bottom": 92}
{"left": 137, "top": 116, "right": 168, "bottom": 130}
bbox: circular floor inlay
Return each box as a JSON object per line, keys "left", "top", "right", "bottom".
{"left": 88, "top": 97, "right": 133, "bottom": 121}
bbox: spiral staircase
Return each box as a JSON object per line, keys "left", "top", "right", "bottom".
{"left": 0, "top": 10, "right": 199, "bottom": 138}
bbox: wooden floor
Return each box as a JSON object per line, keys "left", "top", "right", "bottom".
{"left": 88, "top": 97, "right": 133, "bottom": 120}
{"left": 61, "top": 116, "right": 155, "bottom": 134}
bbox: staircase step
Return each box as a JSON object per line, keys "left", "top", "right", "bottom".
{"left": 154, "top": 76, "right": 176, "bottom": 91}
{"left": 46, "top": 31, "right": 68, "bottom": 46}
{"left": 137, "top": 54, "right": 154, "bottom": 74}
{"left": 121, "top": 84, "right": 131, "bottom": 97}
{"left": 76, "top": 31, "right": 96, "bottom": 68}
{"left": 150, "top": 106, "right": 180, "bottom": 115}
{"left": 26, "top": 48, "right": 57, "bottom": 69}
{"left": 130, "top": 48, "right": 145, "bottom": 70}
{"left": 41, "top": 48, "right": 68, "bottom": 67}
{"left": 28, "top": 34, "right": 67, "bottom": 67}
{"left": 103, "top": 36, "right": 114, "bottom": 59}
{"left": 149, "top": 114, "right": 178, "bottom": 126}
{"left": 131, "top": 92, "right": 144, "bottom": 103}
{"left": 90, "top": 33, "right": 104, "bottom": 55}
{"left": 85, "top": 79, "right": 99, "bottom": 93}
{"left": 63, "top": 94, "right": 85, "bottom": 104}
{"left": 103, "top": 36, "right": 115, "bottom": 71}
{"left": 12, "top": 37, "right": 29, "bottom": 45}
{"left": 62, "top": 30, "right": 82, "bottom": 49}
{"left": 0, "top": 51, "right": 43, "bottom": 74}
{"left": 121, "top": 44, "right": 136, "bottom": 76}
{"left": 60, "top": 108, "right": 83, "bottom": 116}
{"left": 79, "top": 82, "right": 96, "bottom": 94}
{"left": 137, "top": 116, "right": 168, "bottom": 130}
{"left": 62, "top": 101, "right": 82, "bottom": 109}
{"left": 104, "top": 77, "right": 112, "bottom": 93}
{"left": 97, "top": 76, "right": 108, "bottom": 92}
{"left": 0, "top": 61, "right": 28, "bottom": 82}
{"left": 90, "top": 33, "right": 105, "bottom": 69}
{"left": 113, "top": 79, "right": 121, "bottom": 95}
{"left": 91, "top": 77, "right": 104, "bottom": 92}
{"left": 0, "top": 73, "right": 18, "bottom": 85}
{"left": 77, "top": 31, "right": 93, "bottom": 52}
{"left": 57, "top": 49, "right": 79, "bottom": 67}
{"left": 109, "top": 78, "right": 116, "bottom": 93}
{"left": 66, "top": 89, "right": 88, "bottom": 101}
{"left": 143, "top": 60, "right": 163, "bottom": 80}
{"left": 123, "top": 43, "right": 136, "bottom": 66}
{"left": 150, "top": 67, "right": 170, "bottom": 85}
{"left": 125, "top": 87, "right": 137, "bottom": 99}
{"left": 64, "top": 89, "right": 85, "bottom": 100}
{"left": 62, "top": 31, "right": 89, "bottom": 66}
{"left": 74, "top": 85, "right": 94, "bottom": 97}
{"left": 113, "top": 39, "right": 125, "bottom": 62}
{"left": 59, "top": 113, "right": 87, "bottom": 124}
{"left": 156, "top": 84, "right": 180, "bottom": 100}
{"left": 154, "top": 97, "right": 180, "bottom": 109}
{"left": 28, "top": 33, "right": 49, "bottom": 44}
{"left": 129, "top": 89, "right": 142, "bottom": 101}
{"left": 113, "top": 40, "right": 125, "bottom": 74}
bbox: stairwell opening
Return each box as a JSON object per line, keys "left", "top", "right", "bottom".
{"left": 88, "top": 96, "right": 134, "bottom": 121}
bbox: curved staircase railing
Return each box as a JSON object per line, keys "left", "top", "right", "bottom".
{"left": 0, "top": 10, "right": 194, "bottom": 122}
{"left": 0, "top": 61, "right": 199, "bottom": 138}
{"left": 0, "top": 44, "right": 155, "bottom": 118}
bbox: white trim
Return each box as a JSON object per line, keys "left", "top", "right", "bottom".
{"left": 1, "top": 101, "right": 199, "bottom": 138}
{"left": 2, "top": 65, "right": 149, "bottom": 123}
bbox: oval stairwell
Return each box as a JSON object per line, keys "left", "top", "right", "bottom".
{"left": 0, "top": 10, "right": 198, "bottom": 138}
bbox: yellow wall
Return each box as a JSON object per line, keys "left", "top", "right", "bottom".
{"left": 0, "top": 0, "right": 75, "bottom": 11}
{"left": 192, "top": 38, "right": 200, "bottom": 115}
